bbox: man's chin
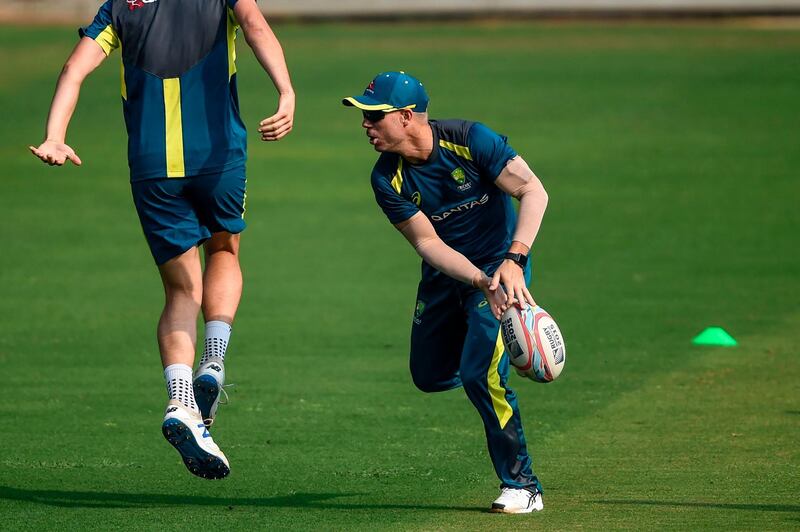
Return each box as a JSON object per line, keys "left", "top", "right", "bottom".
{"left": 369, "top": 138, "right": 393, "bottom": 153}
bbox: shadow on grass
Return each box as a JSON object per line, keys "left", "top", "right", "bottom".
{"left": 0, "top": 486, "right": 482, "bottom": 512}
{"left": 596, "top": 499, "right": 800, "bottom": 513}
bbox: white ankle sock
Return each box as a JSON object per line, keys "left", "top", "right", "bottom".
{"left": 164, "top": 363, "right": 199, "bottom": 413}
{"left": 199, "top": 320, "right": 232, "bottom": 366}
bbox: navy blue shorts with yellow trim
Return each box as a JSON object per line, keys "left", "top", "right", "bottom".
{"left": 131, "top": 166, "right": 246, "bottom": 265}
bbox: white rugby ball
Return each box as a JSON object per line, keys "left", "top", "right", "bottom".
{"left": 500, "top": 304, "right": 566, "bottom": 383}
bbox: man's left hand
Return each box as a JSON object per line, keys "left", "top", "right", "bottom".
{"left": 490, "top": 259, "right": 536, "bottom": 311}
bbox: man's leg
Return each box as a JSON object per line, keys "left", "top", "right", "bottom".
{"left": 194, "top": 232, "right": 242, "bottom": 425}
{"left": 158, "top": 247, "right": 203, "bottom": 370}
{"left": 190, "top": 165, "right": 246, "bottom": 327}
{"left": 183, "top": 166, "right": 247, "bottom": 425}
{"left": 459, "top": 288, "right": 543, "bottom": 512}
{"left": 202, "top": 231, "right": 241, "bottom": 325}
{"left": 154, "top": 245, "right": 230, "bottom": 479}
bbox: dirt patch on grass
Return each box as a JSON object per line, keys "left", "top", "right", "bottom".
{"left": 724, "top": 15, "right": 800, "bottom": 29}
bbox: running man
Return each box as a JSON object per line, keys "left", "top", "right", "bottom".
{"left": 29, "top": 0, "right": 294, "bottom": 479}
{"left": 343, "top": 71, "right": 549, "bottom": 512}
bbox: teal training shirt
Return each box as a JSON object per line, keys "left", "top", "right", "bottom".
{"left": 371, "top": 119, "right": 519, "bottom": 270}
{"left": 80, "top": 0, "right": 247, "bottom": 181}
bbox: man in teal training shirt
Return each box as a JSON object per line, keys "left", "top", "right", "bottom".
{"left": 343, "top": 71, "right": 550, "bottom": 513}
{"left": 30, "top": 0, "right": 295, "bottom": 480}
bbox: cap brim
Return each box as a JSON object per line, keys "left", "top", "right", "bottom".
{"left": 342, "top": 96, "right": 396, "bottom": 111}
{"left": 342, "top": 97, "right": 420, "bottom": 113}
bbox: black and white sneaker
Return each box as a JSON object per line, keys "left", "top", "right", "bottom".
{"left": 161, "top": 400, "right": 230, "bottom": 480}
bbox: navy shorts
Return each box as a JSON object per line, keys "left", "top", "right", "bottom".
{"left": 131, "top": 166, "right": 247, "bottom": 265}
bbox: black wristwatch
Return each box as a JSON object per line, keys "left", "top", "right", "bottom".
{"left": 504, "top": 252, "right": 528, "bottom": 269}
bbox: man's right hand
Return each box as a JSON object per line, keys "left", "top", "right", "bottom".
{"left": 29, "top": 141, "right": 82, "bottom": 167}
{"left": 258, "top": 91, "right": 294, "bottom": 142}
{"left": 472, "top": 271, "right": 508, "bottom": 320}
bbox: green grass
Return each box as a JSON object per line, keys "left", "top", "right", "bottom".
{"left": 1, "top": 20, "right": 799, "bottom": 530}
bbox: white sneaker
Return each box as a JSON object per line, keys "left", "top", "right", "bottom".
{"left": 193, "top": 357, "right": 225, "bottom": 427}
{"left": 161, "top": 400, "right": 230, "bottom": 480}
{"left": 490, "top": 487, "right": 544, "bottom": 514}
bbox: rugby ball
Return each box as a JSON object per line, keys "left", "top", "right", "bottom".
{"left": 500, "top": 304, "right": 566, "bottom": 383}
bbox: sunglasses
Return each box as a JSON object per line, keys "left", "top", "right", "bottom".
{"left": 362, "top": 110, "right": 388, "bottom": 122}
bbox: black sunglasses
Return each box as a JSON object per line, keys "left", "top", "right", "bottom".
{"left": 362, "top": 110, "right": 387, "bottom": 122}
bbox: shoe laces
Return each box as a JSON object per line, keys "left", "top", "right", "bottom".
{"left": 202, "top": 383, "right": 234, "bottom": 427}
{"left": 219, "top": 382, "right": 234, "bottom": 405}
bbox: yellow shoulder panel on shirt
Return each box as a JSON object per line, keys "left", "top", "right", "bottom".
{"left": 390, "top": 158, "right": 404, "bottom": 194}
{"left": 439, "top": 140, "right": 473, "bottom": 161}
{"left": 227, "top": 8, "right": 238, "bottom": 80}
{"left": 120, "top": 63, "right": 127, "bottom": 101}
{"left": 95, "top": 24, "right": 120, "bottom": 56}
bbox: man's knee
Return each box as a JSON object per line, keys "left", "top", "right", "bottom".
{"left": 205, "top": 232, "right": 240, "bottom": 256}
{"left": 411, "top": 372, "right": 442, "bottom": 393}
{"left": 162, "top": 275, "right": 201, "bottom": 302}
{"left": 159, "top": 249, "right": 202, "bottom": 299}
{"left": 410, "top": 362, "right": 460, "bottom": 393}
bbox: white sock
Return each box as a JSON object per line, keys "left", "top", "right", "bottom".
{"left": 164, "top": 363, "right": 199, "bottom": 414}
{"left": 199, "top": 320, "right": 232, "bottom": 366}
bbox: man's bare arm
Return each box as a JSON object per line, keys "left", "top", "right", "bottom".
{"left": 29, "top": 37, "right": 108, "bottom": 166}
{"left": 396, "top": 212, "right": 508, "bottom": 319}
{"left": 489, "top": 156, "right": 549, "bottom": 307}
{"left": 496, "top": 156, "right": 549, "bottom": 250}
{"left": 233, "top": 0, "right": 295, "bottom": 142}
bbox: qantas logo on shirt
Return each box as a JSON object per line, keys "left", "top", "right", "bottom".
{"left": 128, "top": 0, "right": 157, "bottom": 11}
{"left": 430, "top": 194, "right": 489, "bottom": 222}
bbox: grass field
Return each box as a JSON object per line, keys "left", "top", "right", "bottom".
{"left": 1, "top": 20, "right": 799, "bottom": 530}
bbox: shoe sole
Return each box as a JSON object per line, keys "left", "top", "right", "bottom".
{"left": 162, "top": 418, "right": 229, "bottom": 480}
{"left": 193, "top": 374, "right": 220, "bottom": 425}
{"left": 490, "top": 506, "right": 538, "bottom": 514}
{"left": 490, "top": 500, "right": 543, "bottom": 514}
